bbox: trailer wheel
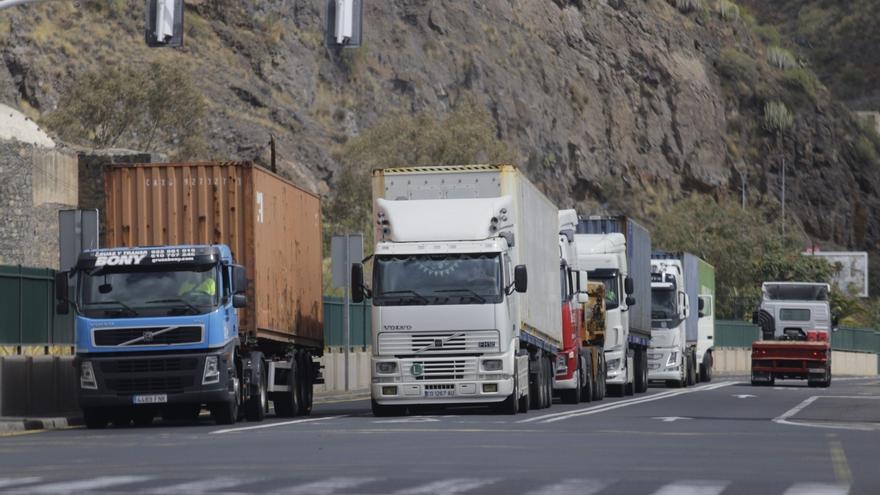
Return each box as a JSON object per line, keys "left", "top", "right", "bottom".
{"left": 274, "top": 355, "right": 301, "bottom": 418}
{"left": 83, "top": 408, "right": 108, "bottom": 429}
{"left": 299, "top": 351, "right": 314, "bottom": 416}
{"left": 245, "top": 355, "right": 267, "bottom": 422}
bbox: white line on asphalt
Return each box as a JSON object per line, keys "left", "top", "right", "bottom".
{"left": 774, "top": 396, "right": 880, "bottom": 431}
{"left": 144, "top": 476, "right": 255, "bottom": 494}
{"left": 0, "top": 478, "right": 41, "bottom": 489}
{"left": 211, "top": 415, "right": 348, "bottom": 434}
{"left": 781, "top": 483, "right": 850, "bottom": 495}
{"left": 650, "top": 480, "right": 729, "bottom": 495}
{"left": 522, "top": 381, "right": 738, "bottom": 424}
{"left": 525, "top": 478, "right": 608, "bottom": 495}
{"left": 391, "top": 478, "right": 500, "bottom": 494}
{"left": 23, "top": 476, "right": 153, "bottom": 494}
{"left": 269, "top": 477, "right": 379, "bottom": 495}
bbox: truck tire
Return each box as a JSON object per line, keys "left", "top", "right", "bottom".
{"left": 493, "top": 365, "right": 518, "bottom": 415}
{"left": 274, "top": 356, "right": 301, "bottom": 418}
{"left": 686, "top": 352, "right": 697, "bottom": 386}
{"left": 635, "top": 348, "right": 648, "bottom": 393}
{"left": 543, "top": 356, "right": 554, "bottom": 408}
{"left": 700, "top": 352, "right": 713, "bottom": 383}
{"left": 245, "top": 356, "right": 267, "bottom": 422}
{"left": 298, "top": 350, "right": 314, "bottom": 416}
{"left": 529, "top": 354, "right": 542, "bottom": 410}
{"left": 212, "top": 363, "right": 240, "bottom": 425}
{"left": 561, "top": 359, "right": 581, "bottom": 405}
{"left": 581, "top": 355, "right": 594, "bottom": 403}
{"left": 371, "top": 399, "right": 405, "bottom": 417}
{"left": 518, "top": 387, "right": 530, "bottom": 413}
{"left": 83, "top": 408, "right": 108, "bottom": 429}
{"left": 595, "top": 353, "right": 606, "bottom": 400}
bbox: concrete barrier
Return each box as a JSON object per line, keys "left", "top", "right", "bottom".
{"left": 714, "top": 347, "right": 879, "bottom": 376}
{"left": 317, "top": 347, "right": 371, "bottom": 393}
{"left": 0, "top": 356, "right": 79, "bottom": 417}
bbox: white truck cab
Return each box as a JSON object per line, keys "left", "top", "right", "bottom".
{"left": 648, "top": 258, "right": 690, "bottom": 386}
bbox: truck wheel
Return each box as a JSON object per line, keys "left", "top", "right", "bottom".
{"left": 529, "top": 354, "right": 542, "bottom": 410}
{"left": 635, "top": 349, "right": 648, "bottom": 393}
{"left": 371, "top": 399, "right": 405, "bottom": 417}
{"left": 518, "top": 387, "right": 530, "bottom": 413}
{"left": 543, "top": 356, "right": 553, "bottom": 408}
{"left": 700, "top": 355, "right": 713, "bottom": 383}
{"left": 212, "top": 364, "right": 240, "bottom": 425}
{"left": 582, "top": 355, "right": 594, "bottom": 403}
{"left": 493, "top": 366, "right": 518, "bottom": 415}
{"left": 278, "top": 356, "right": 302, "bottom": 417}
{"left": 686, "top": 352, "right": 696, "bottom": 386}
{"left": 561, "top": 360, "right": 581, "bottom": 405}
{"left": 596, "top": 354, "right": 606, "bottom": 400}
{"left": 83, "top": 408, "right": 108, "bottom": 429}
{"left": 245, "top": 357, "right": 267, "bottom": 422}
{"left": 298, "top": 350, "right": 314, "bottom": 416}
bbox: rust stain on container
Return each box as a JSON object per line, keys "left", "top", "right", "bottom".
{"left": 103, "top": 162, "right": 323, "bottom": 347}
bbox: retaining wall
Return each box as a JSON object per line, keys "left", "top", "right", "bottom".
{"left": 714, "top": 347, "right": 878, "bottom": 376}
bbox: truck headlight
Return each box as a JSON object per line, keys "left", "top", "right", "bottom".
{"left": 376, "top": 362, "right": 397, "bottom": 374}
{"left": 482, "top": 359, "right": 503, "bottom": 372}
{"left": 80, "top": 361, "right": 98, "bottom": 390}
{"left": 606, "top": 358, "right": 621, "bottom": 371}
{"left": 667, "top": 352, "right": 678, "bottom": 366}
{"left": 203, "top": 356, "right": 220, "bottom": 385}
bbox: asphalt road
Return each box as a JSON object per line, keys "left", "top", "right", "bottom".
{"left": 1, "top": 376, "right": 879, "bottom": 495}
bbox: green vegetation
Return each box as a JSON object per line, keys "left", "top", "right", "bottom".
{"left": 653, "top": 196, "right": 832, "bottom": 319}
{"left": 767, "top": 46, "right": 796, "bottom": 70}
{"left": 762, "top": 101, "right": 793, "bottom": 134}
{"left": 716, "top": 0, "right": 740, "bottom": 21}
{"left": 42, "top": 61, "right": 207, "bottom": 158}
{"left": 323, "top": 100, "right": 513, "bottom": 249}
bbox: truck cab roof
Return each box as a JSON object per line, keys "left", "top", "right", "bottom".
{"left": 762, "top": 282, "right": 830, "bottom": 302}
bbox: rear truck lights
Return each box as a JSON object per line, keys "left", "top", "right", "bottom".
{"left": 376, "top": 361, "right": 398, "bottom": 374}
{"left": 481, "top": 359, "right": 503, "bottom": 372}
{"left": 666, "top": 352, "right": 678, "bottom": 366}
{"left": 482, "top": 383, "right": 498, "bottom": 393}
{"left": 80, "top": 361, "right": 98, "bottom": 390}
{"left": 382, "top": 386, "right": 398, "bottom": 396}
{"left": 203, "top": 356, "right": 220, "bottom": 385}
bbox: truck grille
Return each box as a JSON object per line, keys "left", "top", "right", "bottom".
{"left": 93, "top": 326, "right": 203, "bottom": 346}
{"left": 378, "top": 331, "right": 500, "bottom": 356}
{"left": 100, "top": 357, "right": 199, "bottom": 374}
{"left": 105, "top": 376, "right": 194, "bottom": 394}
{"left": 405, "top": 359, "right": 477, "bottom": 381}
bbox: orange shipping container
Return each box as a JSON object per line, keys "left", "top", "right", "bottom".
{"left": 103, "top": 162, "right": 323, "bottom": 349}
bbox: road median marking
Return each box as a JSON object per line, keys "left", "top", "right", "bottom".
{"left": 519, "top": 381, "right": 738, "bottom": 424}
{"left": 774, "top": 395, "right": 880, "bottom": 431}
{"left": 210, "top": 415, "right": 347, "bottom": 434}
{"left": 827, "top": 434, "right": 853, "bottom": 485}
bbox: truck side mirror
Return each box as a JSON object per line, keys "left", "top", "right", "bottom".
{"left": 578, "top": 270, "right": 589, "bottom": 293}
{"left": 624, "top": 276, "right": 634, "bottom": 296}
{"left": 232, "top": 294, "right": 247, "bottom": 308}
{"left": 514, "top": 265, "right": 528, "bottom": 293}
{"left": 698, "top": 297, "right": 705, "bottom": 311}
{"left": 625, "top": 295, "right": 636, "bottom": 307}
{"left": 232, "top": 265, "right": 248, "bottom": 295}
{"left": 55, "top": 271, "right": 69, "bottom": 315}
{"left": 351, "top": 263, "right": 365, "bottom": 303}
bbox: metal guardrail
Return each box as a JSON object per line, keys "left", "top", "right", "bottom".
{"left": 715, "top": 319, "right": 880, "bottom": 354}
{"left": 0, "top": 265, "right": 74, "bottom": 349}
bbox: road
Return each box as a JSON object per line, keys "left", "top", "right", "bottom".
{"left": 1, "top": 376, "right": 878, "bottom": 494}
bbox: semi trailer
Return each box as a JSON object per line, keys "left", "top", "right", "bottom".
{"left": 574, "top": 216, "right": 652, "bottom": 396}
{"left": 751, "top": 282, "right": 835, "bottom": 387}
{"left": 352, "top": 165, "right": 561, "bottom": 416}
{"left": 56, "top": 162, "right": 324, "bottom": 427}
{"left": 648, "top": 252, "right": 715, "bottom": 386}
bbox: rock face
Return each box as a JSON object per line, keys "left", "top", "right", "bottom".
{"left": 0, "top": 1, "right": 878, "bottom": 257}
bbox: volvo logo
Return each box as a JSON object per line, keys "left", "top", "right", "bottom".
{"left": 384, "top": 325, "right": 412, "bottom": 331}
{"left": 142, "top": 331, "right": 155, "bottom": 343}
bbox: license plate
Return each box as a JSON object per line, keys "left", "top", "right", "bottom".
{"left": 133, "top": 394, "right": 167, "bottom": 404}
{"left": 425, "top": 389, "right": 454, "bottom": 398}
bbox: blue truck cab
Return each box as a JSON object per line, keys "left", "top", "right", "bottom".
{"left": 56, "top": 244, "right": 251, "bottom": 427}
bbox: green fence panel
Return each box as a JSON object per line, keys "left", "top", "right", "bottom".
{"left": 832, "top": 327, "right": 880, "bottom": 354}
{"left": 323, "top": 297, "right": 371, "bottom": 347}
{"left": 0, "top": 265, "right": 74, "bottom": 345}
{"left": 715, "top": 320, "right": 761, "bottom": 347}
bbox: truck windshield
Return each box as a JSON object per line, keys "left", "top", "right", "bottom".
{"left": 80, "top": 265, "right": 220, "bottom": 318}
{"left": 652, "top": 288, "right": 677, "bottom": 321}
{"left": 373, "top": 253, "right": 502, "bottom": 306}
{"left": 591, "top": 277, "right": 619, "bottom": 310}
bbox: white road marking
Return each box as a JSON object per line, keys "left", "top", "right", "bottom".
{"left": 270, "top": 477, "right": 378, "bottom": 495}
{"left": 653, "top": 416, "right": 693, "bottom": 422}
{"left": 650, "top": 480, "right": 729, "bottom": 495}
{"left": 782, "top": 483, "right": 850, "bottom": 495}
{"left": 145, "top": 476, "right": 254, "bottom": 494}
{"left": 211, "top": 415, "right": 347, "bottom": 434}
{"left": 774, "top": 396, "right": 880, "bottom": 431}
{"left": 374, "top": 417, "right": 440, "bottom": 424}
{"left": 733, "top": 394, "right": 757, "bottom": 399}
{"left": 525, "top": 478, "right": 608, "bottom": 495}
{"left": 517, "top": 389, "right": 685, "bottom": 424}
{"left": 24, "top": 476, "right": 152, "bottom": 494}
{"left": 392, "top": 478, "right": 499, "bottom": 494}
{"left": 525, "top": 381, "right": 738, "bottom": 424}
{"left": 0, "top": 478, "right": 41, "bottom": 489}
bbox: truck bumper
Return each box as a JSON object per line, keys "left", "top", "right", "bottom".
{"left": 77, "top": 343, "right": 235, "bottom": 409}
{"left": 372, "top": 355, "right": 514, "bottom": 405}
{"left": 647, "top": 347, "right": 682, "bottom": 381}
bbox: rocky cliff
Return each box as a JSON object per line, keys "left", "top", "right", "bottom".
{"left": 1, "top": 0, "right": 878, "bottom": 258}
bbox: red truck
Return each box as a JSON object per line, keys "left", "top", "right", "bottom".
{"left": 751, "top": 282, "right": 836, "bottom": 387}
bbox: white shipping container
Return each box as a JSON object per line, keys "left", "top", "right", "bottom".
{"left": 372, "top": 165, "right": 562, "bottom": 348}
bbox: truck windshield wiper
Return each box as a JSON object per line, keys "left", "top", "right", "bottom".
{"left": 86, "top": 300, "right": 138, "bottom": 316}
{"left": 379, "top": 290, "right": 429, "bottom": 304}
{"left": 435, "top": 288, "right": 487, "bottom": 303}
{"left": 145, "top": 298, "right": 201, "bottom": 315}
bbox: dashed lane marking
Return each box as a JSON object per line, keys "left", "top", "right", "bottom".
{"left": 210, "top": 415, "right": 347, "bottom": 434}
{"left": 525, "top": 478, "right": 608, "bottom": 495}
{"left": 19, "top": 475, "right": 153, "bottom": 494}
{"left": 649, "top": 480, "right": 729, "bottom": 495}
{"left": 781, "top": 483, "right": 850, "bottom": 495}
{"left": 268, "top": 477, "right": 379, "bottom": 495}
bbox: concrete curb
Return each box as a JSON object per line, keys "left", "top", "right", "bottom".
{"left": 314, "top": 390, "right": 370, "bottom": 403}
{"left": 0, "top": 415, "right": 83, "bottom": 433}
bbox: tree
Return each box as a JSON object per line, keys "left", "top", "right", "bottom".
{"left": 652, "top": 196, "right": 831, "bottom": 319}
{"left": 42, "top": 61, "right": 206, "bottom": 158}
